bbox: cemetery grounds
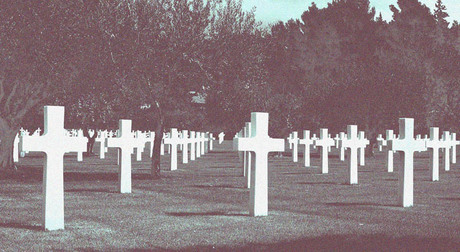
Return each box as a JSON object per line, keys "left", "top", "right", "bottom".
{"left": 1, "top": 141, "right": 460, "bottom": 250}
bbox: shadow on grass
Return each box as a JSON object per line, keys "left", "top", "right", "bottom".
{"left": 3, "top": 167, "right": 154, "bottom": 183}
{"left": 384, "top": 178, "right": 398, "bottom": 181}
{"left": 281, "top": 172, "right": 310, "bottom": 175}
{"left": 297, "top": 181, "right": 338, "bottom": 185}
{"left": 180, "top": 234, "right": 460, "bottom": 251}
{"left": 65, "top": 188, "right": 117, "bottom": 193}
{"left": 0, "top": 222, "right": 41, "bottom": 231}
{"left": 191, "top": 184, "right": 245, "bottom": 189}
{"left": 325, "top": 202, "right": 399, "bottom": 207}
{"left": 439, "top": 197, "right": 460, "bottom": 201}
{"left": 165, "top": 211, "right": 246, "bottom": 217}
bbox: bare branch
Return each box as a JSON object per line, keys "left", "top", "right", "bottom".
{"left": 4, "top": 83, "right": 18, "bottom": 114}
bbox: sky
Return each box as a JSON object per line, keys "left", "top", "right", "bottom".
{"left": 241, "top": 0, "right": 459, "bottom": 25}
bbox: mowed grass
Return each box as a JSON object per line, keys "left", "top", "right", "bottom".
{"left": 1, "top": 141, "right": 460, "bottom": 251}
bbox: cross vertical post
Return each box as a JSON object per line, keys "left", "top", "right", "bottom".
{"left": 388, "top": 118, "right": 425, "bottom": 207}
{"left": 234, "top": 112, "right": 284, "bottom": 216}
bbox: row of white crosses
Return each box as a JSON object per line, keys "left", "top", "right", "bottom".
{"left": 235, "top": 115, "right": 460, "bottom": 217}
{"left": 286, "top": 129, "right": 369, "bottom": 179}
{"left": 376, "top": 127, "right": 459, "bottom": 181}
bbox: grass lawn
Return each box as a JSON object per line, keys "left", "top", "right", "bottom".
{"left": 1, "top": 141, "right": 460, "bottom": 251}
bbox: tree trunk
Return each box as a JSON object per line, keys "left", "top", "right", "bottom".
{"left": 151, "top": 101, "right": 164, "bottom": 179}
{"left": 0, "top": 117, "right": 18, "bottom": 171}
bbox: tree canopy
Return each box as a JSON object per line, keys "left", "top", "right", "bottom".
{"left": 0, "top": 0, "right": 459, "bottom": 170}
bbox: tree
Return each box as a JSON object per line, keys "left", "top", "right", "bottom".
{"left": 0, "top": 1, "right": 87, "bottom": 170}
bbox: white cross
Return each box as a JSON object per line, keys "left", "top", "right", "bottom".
{"left": 298, "top": 130, "right": 313, "bottom": 167}
{"left": 219, "top": 132, "right": 225, "bottom": 144}
{"left": 450, "top": 133, "right": 459, "bottom": 164}
{"left": 376, "top": 134, "right": 385, "bottom": 152}
{"left": 189, "top": 131, "right": 196, "bottom": 161}
{"left": 209, "top": 133, "right": 215, "bottom": 151}
{"left": 358, "top": 131, "right": 369, "bottom": 166}
{"left": 160, "top": 133, "right": 165, "bottom": 156}
{"left": 195, "top": 132, "right": 202, "bottom": 158}
{"left": 106, "top": 120, "right": 137, "bottom": 194}
{"left": 95, "top": 130, "right": 107, "bottom": 159}
{"left": 288, "top": 131, "right": 299, "bottom": 163}
{"left": 333, "top": 134, "right": 340, "bottom": 149}
{"left": 311, "top": 134, "right": 318, "bottom": 149}
{"left": 426, "top": 127, "right": 442, "bottom": 181}
{"left": 75, "top": 129, "right": 85, "bottom": 161}
{"left": 339, "top": 132, "right": 346, "bottom": 161}
{"left": 13, "top": 133, "right": 19, "bottom": 162}
{"left": 163, "top": 128, "right": 182, "bottom": 171}
{"left": 234, "top": 112, "right": 284, "bottom": 216}
{"left": 441, "top": 131, "right": 451, "bottom": 171}
{"left": 134, "top": 131, "right": 148, "bottom": 161}
{"left": 314, "top": 129, "right": 335, "bottom": 174}
{"left": 386, "top": 130, "right": 394, "bottom": 172}
{"left": 20, "top": 106, "right": 87, "bottom": 231}
{"left": 244, "top": 122, "right": 253, "bottom": 188}
{"left": 147, "top": 131, "right": 155, "bottom": 158}
{"left": 339, "top": 125, "right": 368, "bottom": 184}
{"left": 33, "top": 127, "right": 41, "bottom": 136}
{"left": 287, "top": 133, "right": 293, "bottom": 150}
{"left": 181, "top": 130, "right": 189, "bottom": 164}
{"left": 388, "top": 118, "right": 426, "bottom": 207}
{"left": 19, "top": 128, "right": 29, "bottom": 157}
{"left": 236, "top": 130, "right": 244, "bottom": 165}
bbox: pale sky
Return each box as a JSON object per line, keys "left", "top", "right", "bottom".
{"left": 242, "top": 0, "right": 459, "bottom": 25}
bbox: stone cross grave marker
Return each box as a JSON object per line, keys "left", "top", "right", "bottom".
{"left": 203, "top": 132, "right": 208, "bottom": 153}
{"left": 163, "top": 128, "right": 182, "bottom": 171}
{"left": 160, "top": 134, "right": 165, "bottom": 155}
{"left": 237, "top": 130, "right": 243, "bottom": 163}
{"left": 339, "top": 125, "right": 368, "bottom": 184}
{"left": 135, "top": 130, "right": 149, "bottom": 161}
{"left": 147, "top": 131, "right": 155, "bottom": 158}
{"left": 13, "top": 133, "right": 19, "bottom": 162}
{"left": 209, "top": 133, "right": 215, "bottom": 151}
{"left": 198, "top": 132, "right": 205, "bottom": 156}
{"left": 441, "top": 131, "right": 451, "bottom": 171}
{"left": 288, "top": 131, "right": 299, "bottom": 163}
{"left": 194, "top": 132, "right": 201, "bottom": 158}
{"left": 386, "top": 130, "right": 394, "bottom": 172}
{"left": 106, "top": 120, "right": 137, "bottom": 194}
{"left": 234, "top": 112, "right": 284, "bottom": 216}
{"left": 181, "top": 130, "right": 189, "bottom": 164}
{"left": 358, "top": 131, "right": 369, "bottom": 166}
{"left": 311, "top": 134, "right": 318, "bottom": 149}
{"left": 450, "top": 133, "right": 459, "bottom": 164}
{"left": 219, "top": 132, "right": 225, "bottom": 144}
{"left": 334, "top": 134, "right": 340, "bottom": 149}
{"left": 33, "top": 127, "right": 41, "bottom": 136}
{"left": 388, "top": 118, "right": 426, "bottom": 207}
{"left": 189, "top": 131, "right": 196, "bottom": 161}
{"left": 20, "top": 106, "right": 87, "bottom": 231}
{"left": 298, "top": 130, "right": 313, "bottom": 167}
{"left": 376, "top": 134, "right": 385, "bottom": 151}
{"left": 244, "top": 122, "right": 252, "bottom": 188}
{"left": 339, "top": 132, "right": 346, "bottom": 161}
{"left": 95, "top": 130, "right": 107, "bottom": 159}
{"left": 426, "top": 127, "right": 442, "bottom": 181}
{"left": 315, "top": 129, "right": 335, "bottom": 174}
{"left": 76, "top": 129, "right": 85, "bottom": 161}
